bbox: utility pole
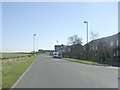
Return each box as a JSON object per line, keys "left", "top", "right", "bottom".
{"left": 33, "top": 34, "right": 36, "bottom": 53}
{"left": 84, "top": 21, "right": 88, "bottom": 44}
{"left": 84, "top": 21, "right": 89, "bottom": 60}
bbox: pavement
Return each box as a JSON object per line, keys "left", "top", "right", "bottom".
{"left": 13, "top": 55, "right": 118, "bottom": 88}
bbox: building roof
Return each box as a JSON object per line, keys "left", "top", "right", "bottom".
{"left": 84, "top": 32, "right": 119, "bottom": 46}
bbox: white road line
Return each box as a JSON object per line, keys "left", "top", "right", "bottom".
{"left": 11, "top": 58, "right": 36, "bottom": 88}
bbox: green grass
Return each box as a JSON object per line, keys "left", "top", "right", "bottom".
{"left": 2, "top": 53, "right": 31, "bottom": 59}
{"left": 0, "top": 53, "right": 2, "bottom": 58}
{"left": 2, "top": 55, "right": 37, "bottom": 89}
{"left": 0, "top": 60, "right": 1, "bottom": 90}
{"left": 0, "top": 53, "right": 2, "bottom": 90}
{"left": 64, "top": 58, "right": 98, "bottom": 65}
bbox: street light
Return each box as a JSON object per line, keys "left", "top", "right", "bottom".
{"left": 84, "top": 21, "right": 89, "bottom": 60}
{"left": 84, "top": 21, "right": 88, "bottom": 44}
{"left": 56, "top": 40, "right": 59, "bottom": 44}
{"left": 33, "top": 34, "right": 36, "bottom": 53}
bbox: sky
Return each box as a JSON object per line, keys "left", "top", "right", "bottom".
{"left": 2, "top": 2, "right": 118, "bottom": 52}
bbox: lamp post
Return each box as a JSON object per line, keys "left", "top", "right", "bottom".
{"left": 33, "top": 34, "right": 36, "bottom": 53}
{"left": 56, "top": 40, "right": 59, "bottom": 44}
{"left": 84, "top": 21, "right": 89, "bottom": 60}
{"left": 84, "top": 21, "right": 88, "bottom": 44}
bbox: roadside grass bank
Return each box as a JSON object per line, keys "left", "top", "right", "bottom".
{"left": 2, "top": 54, "right": 38, "bottom": 89}
{"left": 0, "top": 70, "right": 1, "bottom": 90}
{"left": 63, "top": 58, "right": 98, "bottom": 65}
{"left": 2, "top": 53, "right": 31, "bottom": 59}
{"left": 0, "top": 53, "right": 2, "bottom": 89}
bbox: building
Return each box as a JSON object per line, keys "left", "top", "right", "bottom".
{"left": 54, "top": 44, "right": 83, "bottom": 58}
{"left": 69, "top": 44, "right": 83, "bottom": 59}
{"left": 38, "top": 49, "right": 54, "bottom": 53}
{"left": 82, "top": 32, "right": 120, "bottom": 66}
{"left": 54, "top": 32, "right": 120, "bottom": 66}
{"left": 54, "top": 44, "right": 72, "bottom": 57}
{"left": 54, "top": 44, "right": 64, "bottom": 52}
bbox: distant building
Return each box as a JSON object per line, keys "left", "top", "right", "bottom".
{"left": 63, "top": 46, "right": 71, "bottom": 53}
{"left": 54, "top": 44, "right": 83, "bottom": 58}
{"left": 38, "top": 49, "right": 54, "bottom": 53}
{"left": 38, "top": 49, "right": 45, "bottom": 53}
{"left": 54, "top": 44, "right": 71, "bottom": 55}
{"left": 55, "top": 45, "right": 63, "bottom": 52}
{"left": 54, "top": 44, "right": 65, "bottom": 52}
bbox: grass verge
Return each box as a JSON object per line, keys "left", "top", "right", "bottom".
{"left": 0, "top": 59, "right": 1, "bottom": 90}
{"left": 2, "top": 53, "right": 31, "bottom": 59}
{"left": 63, "top": 58, "right": 98, "bottom": 65}
{"left": 2, "top": 55, "right": 37, "bottom": 89}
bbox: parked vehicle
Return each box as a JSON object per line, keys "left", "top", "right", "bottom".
{"left": 53, "top": 52, "right": 62, "bottom": 58}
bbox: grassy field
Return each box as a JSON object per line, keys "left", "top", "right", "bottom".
{"left": 63, "top": 58, "right": 98, "bottom": 65}
{"left": 2, "top": 53, "right": 31, "bottom": 59}
{"left": 2, "top": 53, "right": 38, "bottom": 89}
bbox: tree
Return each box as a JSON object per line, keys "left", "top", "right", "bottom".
{"left": 90, "top": 31, "right": 98, "bottom": 40}
{"left": 67, "top": 35, "right": 83, "bottom": 59}
{"left": 68, "top": 35, "right": 82, "bottom": 45}
{"left": 89, "top": 31, "right": 99, "bottom": 61}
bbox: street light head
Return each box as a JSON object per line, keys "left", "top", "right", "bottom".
{"left": 34, "top": 34, "right": 36, "bottom": 36}
{"left": 84, "top": 21, "right": 87, "bottom": 23}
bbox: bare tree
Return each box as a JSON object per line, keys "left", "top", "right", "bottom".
{"left": 90, "top": 31, "right": 98, "bottom": 40}
{"left": 89, "top": 31, "right": 99, "bottom": 61}
{"left": 67, "top": 35, "right": 83, "bottom": 59}
{"left": 68, "top": 35, "right": 82, "bottom": 45}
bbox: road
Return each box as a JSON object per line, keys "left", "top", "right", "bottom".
{"left": 14, "top": 55, "right": 118, "bottom": 88}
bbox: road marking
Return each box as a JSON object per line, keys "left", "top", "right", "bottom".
{"left": 11, "top": 57, "right": 36, "bottom": 88}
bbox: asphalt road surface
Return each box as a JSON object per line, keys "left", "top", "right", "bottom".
{"left": 14, "top": 55, "right": 118, "bottom": 88}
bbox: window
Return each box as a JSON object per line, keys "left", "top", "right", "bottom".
{"left": 117, "top": 51, "right": 119, "bottom": 56}
{"left": 114, "top": 52, "right": 116, "bottom": 56}
{"left": 116, "top": 40, "right": 118, "bottom": 46}
{"left": 110, "top": 41, "right": 114, "bottom": 46}
{"left": 95, "top": 53, "right": 97, "bottom": 56}
{"left": 92, "top": 45, "right": 94, "bottom": 50}
{"left": 68, "top": 48, "right": 71, "bottom": 52}
{"left": 114, "top": 51, "right": 119, "bottom": 56}
{"left": 84, "top": 47, "right": 86, "bottom": 51}
{"left": 96, "top": 46, "right": 98, "bottom": 50}
{"left": 90, "top": 46, "right": 92, "bottom": 50}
